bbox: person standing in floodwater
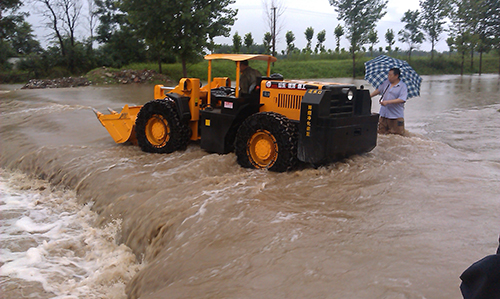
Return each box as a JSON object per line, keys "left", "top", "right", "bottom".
{"left": 370, "top": 67, "right": 408, "bottom": 135}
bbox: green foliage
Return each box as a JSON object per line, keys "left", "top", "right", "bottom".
{"left": 263, "top": 32, "right": 272, "bottom": 54}
{"left": 244, "top": 33, "right": 254, "bottom": 51}
{"left": 94, "top": 0, "right": 147, "bottom": 68}
{"left": 334, "top": 24, "right": 344, "bottom": 53}
{"left": 329, "top": 0, "right": 387, "bottom": 51}
{"left": 8, "top": 21, "right": 42, "bottom": 56}
{"left": 329, "top": 0, "right": 388, "bottom": 77}
{"left": 97, "top": 28, "right": 147, "bottom": 69}
{"left": 0, "top": 40, "right": 15, "bottom": 70}
{"left": 0, "top": 0, "right": 28, "bottom": 69}
{"left": 419, "top": 0, "right": 451, "bottom": 57}
{"left": 0, "top": 0, "right": 25, "bottom": 40}
{"left": 285, "top": 31, "right": 296, "bottom": 55}
{"left": 315, "top": 30, "right": 327, "bottom": 53}
{"left": 232, "top": 32, "right": 242, "bottom": 53}
{"left": 121, "top": 0, "right": 236, "bottom": 76}
{"left": 304, "top": 27, "right": 314, "bottom": 52}
{"left": 368, "top": 28, "right": 379, "bottom": 56}
{"left": 398, "top": 10, "right": 425, "bottom": 60}
{"left": 385, "top": 29, "right": 395, "bottom": 52}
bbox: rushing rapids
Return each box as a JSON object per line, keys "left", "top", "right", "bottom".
{"left": 1, "top": 75, "right": 499, "bottom": 298}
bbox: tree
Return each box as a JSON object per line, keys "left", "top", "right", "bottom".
{"left": 475, "top": 0, "right": 493, "bottom": 74}
{"left": 95, "top": 0, "right": 147, "bottom": 68}
{"left": 263, "top": 0, "right": 286, "bottom": 57}
{"left": 304, "top": 26, "right": 314, "bottom": 53}
{"left": 86, "top": 0, "right": 98, "bottom": 49}
{"left": 263, "top": 32, "right": 272, "bottom": 54}
{"left": 398, "top": 9, "right": 425, "bottom": 61}
{"left": 315, "top": 29, "right": 326, "bottom": 53}
{"left": 485, "top": 0, "right": 500, "bottom": 74}
{"left": 450, "top": 0, "right": 472, "bottom": 75}
{"left": 232, "top": 32, "right": 242, "bottom": 53}
{"left": 329, "top": 0, "right": 387, "bottom": 77}
{"left": 285, "top": 30, "right": 295, "bottom": 56}
{"left": 1, "top": 0, "right": 26, "bottom": 68}
{"left": 8, "top": 21, "right": 42, "bottom": 56}
{"left": 34, "top": 0, "right": 83, "bottom": 72}
{"left": 244, "top": 32, "right": 254, "bottom": 52}
{"left": 420, "top": 0, "right": 451, "bottom": 61}
{"left": 122, "top": 0, "right": 237, "bottom": 77}
{"left": 385, "top": 28, "right": 395, "bottom": 52}
{"left": 0, "top": 0, "right": 25, "bottom": 40}
{"left": 367, "top": 28, "right": 378, "bottom": 56}
{"left": 334, "top": 24, "right": 344, "bottom": 53}
{"left": 446, "top": 36, "right": 455, "bottom": 55}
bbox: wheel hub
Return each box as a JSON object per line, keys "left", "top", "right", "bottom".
{"left": 248, "top": 130, "right": 277, "bottom": 168}
{"left": 145, "top": 114, "right": 170, "bottom": 147}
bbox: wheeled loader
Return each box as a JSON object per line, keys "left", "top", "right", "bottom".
{"left": 93, "top": 54, "right": 379, "bottom": 172}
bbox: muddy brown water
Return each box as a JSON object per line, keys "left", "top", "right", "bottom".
{"left": 1, "top": 75, "right": 499, "bottom": 298}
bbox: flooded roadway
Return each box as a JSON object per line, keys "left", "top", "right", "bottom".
{"left": 1, "top": 74, "right": 499, "bottom": 298}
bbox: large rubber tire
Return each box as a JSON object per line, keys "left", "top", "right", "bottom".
{"left": 135, "top": 99, "right": 190, "bottom": 154}
{"left": 235, "top": 112, "right": 298, "bottom": 172}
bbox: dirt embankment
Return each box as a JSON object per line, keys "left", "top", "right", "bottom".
{"left": 21, "top": 68, "right": 172, "bottom": 89}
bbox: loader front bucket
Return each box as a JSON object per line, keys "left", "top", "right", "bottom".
{"left": 93, "top": 105, "right": 142, "bottom": 144}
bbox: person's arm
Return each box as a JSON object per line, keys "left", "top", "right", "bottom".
{"left": 380, "top": 98, "right": 405, "bottom": 106}
{"left": 370, "top": 89, "right": 380, "bottom": 97}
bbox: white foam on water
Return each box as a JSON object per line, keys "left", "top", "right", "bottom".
{"left": 0, "top": 170, "right": 142, "bottom": 298}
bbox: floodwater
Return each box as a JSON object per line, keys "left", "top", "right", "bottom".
{"left": 1, "top": 74, "right": 499, "bottom": 299}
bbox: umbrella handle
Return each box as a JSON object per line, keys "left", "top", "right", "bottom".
{"left": 380, "top": 84, "right": 390, "bottom": 102}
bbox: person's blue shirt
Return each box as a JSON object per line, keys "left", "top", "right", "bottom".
{"left": 377, "top": 79, "right": 408, "bottom": 119}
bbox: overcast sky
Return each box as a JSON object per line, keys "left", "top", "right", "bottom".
{"left": 214, "top": 0, "right": 451, "bottom": 53}
{"left": 25, "top": 0, "right": 451, "bottom": 53}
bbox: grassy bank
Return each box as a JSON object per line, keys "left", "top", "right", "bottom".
{"left": 122, "top": 52, "right": 500, "bottom": 83}
{"left": 2, "top": 52, "right": 498, "bottom": 84}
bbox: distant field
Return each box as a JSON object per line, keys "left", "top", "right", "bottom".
{"left": 123, "top": 53, "right": 500, "bottom": 82}
{"left": 2, "top": 53, "right": 498, "bottom": 84}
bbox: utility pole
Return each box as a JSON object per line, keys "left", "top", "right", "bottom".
{"left": 272, "top": 6, "right": 276, "bottom": 57}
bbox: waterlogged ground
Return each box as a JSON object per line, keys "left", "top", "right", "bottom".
{"left": 1, "top": 75, "right": 500, "bottom": 298}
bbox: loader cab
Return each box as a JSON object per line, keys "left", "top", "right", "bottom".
{"left": 204, "top": 54, "right": 277, "bottom": 104}
{"left": 199, "top": 54, "right": 277, "bottom": 154}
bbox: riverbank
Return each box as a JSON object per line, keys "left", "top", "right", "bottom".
{"left": 19, "top": 68, "right": 173, "bottom": 89}
{"left": 6, "top": 53, "right": 500, "bottom": 88}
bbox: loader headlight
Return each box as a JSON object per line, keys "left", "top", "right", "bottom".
{"left": 342, "top": 88, "right": 354, "bottom": 101}
{"left": 347, "top": 90, "right": 354, "bottom": 101}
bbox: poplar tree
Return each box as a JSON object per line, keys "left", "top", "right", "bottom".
{"left": 263, "top": 32, "right": 273, "bottom": 54}
{"left": 304, "top": 27, "right": 314, "bottom": 53}
{"left": 244, "top": 32, "right": 254, "bottom": 52}
{"left": 450, "top": 0, "right": 471, "bottom": 75}
{"left": 285, "top": 30, "right": 295, "bottom": 56}
{"left": 232, "top": 32, "right": 242, "bottom": 54}
{"left": 398, "top": 9, "right": 425, "bottom": 61}
{"left": 329, "top": 0, "right": 387, "bottom": 77}
{"left": 385, "top": 29, "right": 395, "bottom": 52}
{"left": 315, "top": 29, "right": 326, "bottom": 53}
{"left": 368, "top": 28, "right": 378, "bottom": 56}
{"left": 485, "top": 0, "right": 500, "bottom": 74}
{"left": 334, "top": 24, "right": 344, "bottom": 53}
{"left": 419, "top": 0, "right": 451, "bottom": 61}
